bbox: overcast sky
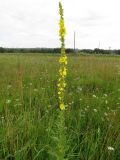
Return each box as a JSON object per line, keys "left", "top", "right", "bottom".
{"left": 0, "top": 0, "right": 120, "bottom": 49}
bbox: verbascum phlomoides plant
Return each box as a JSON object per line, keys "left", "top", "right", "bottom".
{"left": 48, "top": 2, "right": 68, "bottom": 160}
{"left": 58, "top": 1, "right": 67, "bottom": 111}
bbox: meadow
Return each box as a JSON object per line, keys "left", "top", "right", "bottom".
{"left": 0, "top": 53, "right": 120, "bottom": 160}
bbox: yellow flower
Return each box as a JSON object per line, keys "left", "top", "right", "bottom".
{"left": 57, "top": 83, "right": 61, "bottom": 87}
{"left": 58, "top": 2, "right": 67, "bottom": 111}
{"left": 63, "top": 82, "right": 66, "bottom": 87}
{"left": 59, "top": 56, "right": 67, "bottom": 65}
{"left": 59, "top": 67, "right": 67, "bottom": 77}
{"left": 59, "top": 96, "right": 62, "bottom": 100}
{"left": 59, "top": 19, "right": 66, "bottom": 38}
{"left": 62, "top": 67, "right": 67, "bottom": 77}
{"left": 60, "top": 103, "right": 65, "bottom": 110}
{"left": 59, "top": 88, "right": 64, "bottom": 91}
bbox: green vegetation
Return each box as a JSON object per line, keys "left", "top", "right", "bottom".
{"left": 0, "top": 47, "right": 120, "bottom": 55}
{"left": 0, "top": 54, "right": 120, "bottom": 160}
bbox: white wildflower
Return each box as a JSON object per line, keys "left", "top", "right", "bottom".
{"left": 107, "top": 146, "right": 114, "bottom": 151}
{"left": 97, "top": 128, "right": 100, "bottom": 134}
{"left": 1, "top": 116, "right": 4, "bottom": 119}
{"left": 105, "top": 100, "right": 108, "bottom": 104}
{"left": 87, "top": 106, "right": 90, "bottom": 109}
{"left": 104, "top": 94, "right": 108, "bottom": 97}
{"left": 93, "top": 95, "right": 97, "bottom": 98}
{"left": 34, "top": 89, "right": 38, "bottom": 92}
{"left": 77, "top": 87, "right": 82, "bottom": 91}
{"left": 93, "top": 108, "right": 97, "bottom": 112}
{"left": 6, "top": 99, "right": 11, "bottom": 104}
{"left": 104, "top": 112, "right": 108, "bottom": 116}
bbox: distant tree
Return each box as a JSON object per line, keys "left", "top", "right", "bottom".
{"left": 94, "top": 48, "right": 100, "bottom": 54}
{"left": 0, "top": 47, "right": 5, "bottom": 53}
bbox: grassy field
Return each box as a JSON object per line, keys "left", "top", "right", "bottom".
{"left": 0, "top": 53, "right": 120, "bottom": 160}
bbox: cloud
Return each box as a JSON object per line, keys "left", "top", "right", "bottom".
{"left": 0, "top": 0, "right": 120, "bottom": 49}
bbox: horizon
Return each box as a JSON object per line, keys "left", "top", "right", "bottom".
{"left": 1, "top": 47, "right": 120, "bottom": 51}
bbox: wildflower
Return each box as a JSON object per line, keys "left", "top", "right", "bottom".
{"left": 107, "top": 146, "right": 114, "bottom": 151}
{"left": 93, "top": 95, "right": 97, "bottom": 98}
{"left": 57, "top": 83, "right": 61, "bottom": 87}
{"left": 59, "top": 96, "right": 62, "bottom": 100}
{"left": 6, "top": 99, "right": 11, "bottom": 104}
{"left": 63, "top": 82, "right": 66, "bottom": 87}
{"left": 105, "top": 100, "right": 108, "bottom": 104}
{"left": 77, "top": 87, "right": 82, "bottom": 91}
{"left": 63, "top": 68, "right": 67, "bottom": 76}
{"left": 1, "top": 116, "right": 4, "bottom": 119}
{"left": 104, "top": 94, "right": 108, "bottom": 97}
{"left": 59, "top": 19, "right": 66, "bottom": 38}
{"left": 60, "top": 103, "right": 65, "bottom": 110}
{"left": 58, "top": 91, "right": 61, "bottom": 95}
{"left": 104, "top": 112, "right": 108, "bottom": 116}
{"left": 59, "top": 88, "right": 64, "bottom": 91}
{"left": 93, "top": 108, "right": 97, "bottom": 112}
{"left": 57, "top": 2, "right": 67, "bottom": 111}
{"left": 59, "top": 67, "right": 67, "bottom": 77}
{"left": 97, "top": 128, "right": 100, "bottom": 134}
{"left": 34, "top": 89, "right": 38, "bottom": 92}
{"left": 59, "top": 56, "right": 67, "bottom": 65}
{"left": 87, "top": 106, "right": 90, "bottom": 109}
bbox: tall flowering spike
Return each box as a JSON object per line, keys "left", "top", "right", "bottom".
{"left": 58, "top": 2, "right": 67, "bottom": 111}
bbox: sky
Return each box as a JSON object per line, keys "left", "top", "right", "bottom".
{"left": 0, "top": 0, "right": 120, "bottom": 49}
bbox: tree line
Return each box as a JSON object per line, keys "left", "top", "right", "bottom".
{"left": 0, "top": 47, "right": 120, "bottom": 55}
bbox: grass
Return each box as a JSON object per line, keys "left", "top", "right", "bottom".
{"left": 0, "top": 53, "right": 120, "bottom": 160}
